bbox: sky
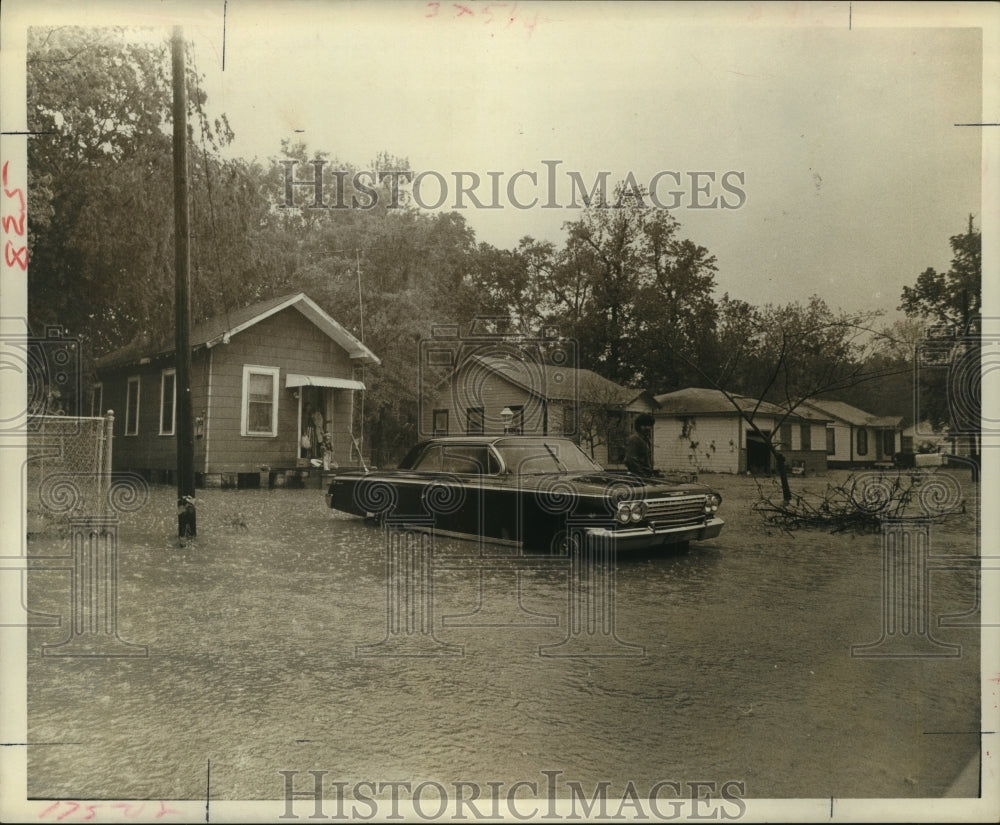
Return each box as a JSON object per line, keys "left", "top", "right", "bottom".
{"left": 197, "top": 2, "right": 989, "bottom": 321}
{"left": 3, "top": 1, "right": 995, "bottom": 322}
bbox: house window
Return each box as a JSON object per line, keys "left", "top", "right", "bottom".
{"left": 125, "top": 376, "right": 140, "bottom": 436}
{"left": 801, "top": 423, "right": 811, "bottom": 451}
{"left": 826, "top": 427, "right": 836, "bottom": 455}
{"left": 883, "top": 430, "right": 895, "bottom": 456}
{"left": 507, "top": 405, "right": 524, "bottom": 435}
{"left": 466, "top": 407, "right": 484, "bottom": 434}
{"left": 432, "top": 409, "right": 449, "bottom": 436}
{"left": 856, "top": 428, "right": 868, "bottom": 457}
{"left": 90, "top": 383, "right": 103, "bottom": 418}
{"left": 779, "top": 422, "right": 792, "bottom": 450}
{"left": 241, "top": 366, "right": 279, "bottom": 436}
{"left": 160, "top": 369, "right": 176, "bottom": 436}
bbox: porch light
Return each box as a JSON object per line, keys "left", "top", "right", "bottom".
{"left": 501, "top": 407, "right": 514, "bottom": 434}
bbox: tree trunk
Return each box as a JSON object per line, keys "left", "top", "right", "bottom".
{"left": 774, "top": 450, "right": 792, "bottom": 503}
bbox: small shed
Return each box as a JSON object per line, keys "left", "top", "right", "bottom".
{"left": 652, "top": 388, "right": 829, "bottom": 475}
{"left": 799, "top": 398, "right": 902, "bottom": 468}
{"left": 93, "top": 293, "right": 380, "bottom": 487}
{"left": 426, "top": 354, "right": 656, "bottom": 468}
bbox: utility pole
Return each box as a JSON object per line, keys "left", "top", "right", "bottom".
{"left": 172, "top": 27, "right": 196, "bottom": 539}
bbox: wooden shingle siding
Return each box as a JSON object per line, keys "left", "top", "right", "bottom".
{"left": 329, "top": 388, "right": 355, "bottom": 467}
{"left": 547, "top": 403, "right": 565, "bottom": 436}
{"left": 425, "top": 369, "right": 536, "bottom": 435}
{"left": 205, "top": 309, "right": 353, "bottom": 473}
{"left": 104, "top": 352, "right": 210, "bottom": 473}
{"left": 427, "top": 364, "right": 650, "bottom": 441}
{"left": 653, "top": 414, "right": 828, "bottom": 475}
{"left": 779, "top": 449, "right": 828, "bottom": 474}
{"left": 828, "top": 423, "right": 852, "bottom": 464}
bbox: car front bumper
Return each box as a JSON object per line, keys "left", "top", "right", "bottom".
{"left": 587, "top": 517, "right": 724, "bottom": 550}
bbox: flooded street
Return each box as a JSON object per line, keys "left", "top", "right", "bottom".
{"left": 25, "top": 472, "right": 981, "bottom": 803}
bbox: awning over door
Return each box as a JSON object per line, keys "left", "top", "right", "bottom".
{"left": 285, "top": 374, "right": 366, "bottom": 390}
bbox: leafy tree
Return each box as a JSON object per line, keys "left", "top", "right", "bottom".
{"left": 900, "top": 216, "right": 981, "bottom": 329}
{"left": 899, "top": 217, "right": 981, "bottom": 466}
{"left": 27, "top": 26, "right": 240, "bottom": 362}
{"left": 833, "top": 318, "right": 921, "bottom": 425}
{"left": 704, "top": 294, "right": 763, "bottom": 391}
{"left": 265, "top": 143, "right": 487, "bottom": 464}
{"left": 558, "top": 185, "right": 718, "bottom": 387}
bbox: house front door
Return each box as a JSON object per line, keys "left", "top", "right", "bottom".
{"left": 299, "top": 387, "right": 333, "bottom": 466}
{"left": 745, "top": 430, "right": 772, "bottom": 474}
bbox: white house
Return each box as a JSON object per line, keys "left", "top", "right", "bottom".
{"left": 652, "top": 388, "right": 829, "bottom": 475}
{"left": 799, "top": 399, "right": 902, "bottom": 468}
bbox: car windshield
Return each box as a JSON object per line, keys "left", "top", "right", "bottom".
{"left": 494, "top": 439, "right": 602, "bottom": 474}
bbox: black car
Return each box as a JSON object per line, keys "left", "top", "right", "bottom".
{"left": 326, "top": 436, "right": 723, "bottom": 553}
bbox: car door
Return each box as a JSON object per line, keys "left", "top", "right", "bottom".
{"left": 436, "top": 444, "right": 494, "bottom": 539}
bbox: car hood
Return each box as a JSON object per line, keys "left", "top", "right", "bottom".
{"left": 560, "top": 473, "right": 715, "bottom": 498}
{"left": 332, "top": 468, "right": 717, "bottom": 498}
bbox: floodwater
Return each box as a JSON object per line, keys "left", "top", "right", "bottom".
{"left": 24, "top": 472, "right": 981, "bottom": 803}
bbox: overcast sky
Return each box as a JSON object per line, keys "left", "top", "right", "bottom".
{"left": 5, "top": 1, "right": 995, "bottom": 320}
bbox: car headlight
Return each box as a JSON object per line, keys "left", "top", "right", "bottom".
{"left": 629, "top": 501, "right": 646, "bottom": 523}
{"left": 617, "top": 501, "right": 647, "bottom": 524}
{"left": 704, "top": 494, "right": 720, "bottom": 515}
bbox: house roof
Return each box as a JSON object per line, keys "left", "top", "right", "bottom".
{"left": 653, "top": 387, "right": 834, "bottom": 423}
{"left": 95, "top": 293, "right": 380, "bottom": 370}
{"left": 464, "top": 355, "right": 653, "bottom": 407}
{"left": 653, "top": 387, "right": 787, "bottom": 417}
{"left": 801, "top": 398, "right": 902, "bottom": 429}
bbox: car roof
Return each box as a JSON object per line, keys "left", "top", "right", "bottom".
{"left": 417, "top": 435, "right": 577, "bottom": 446}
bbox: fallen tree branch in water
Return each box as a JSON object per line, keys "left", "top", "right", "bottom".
{"left": 751, "top": 470, "right": 965, "bottom": 534}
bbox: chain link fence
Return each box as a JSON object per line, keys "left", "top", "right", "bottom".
{"left": 25, "top": 413, "right": 113, "bottom": 535}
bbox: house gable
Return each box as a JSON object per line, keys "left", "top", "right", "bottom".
{"left": 95, "top": 292, "right": 379, "bottom": 372}
{"left": 425, "top": 356, "right": 652, "bottom": 438}
{"left": 203, "top": 306, "right": 359, "bottom": 473}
